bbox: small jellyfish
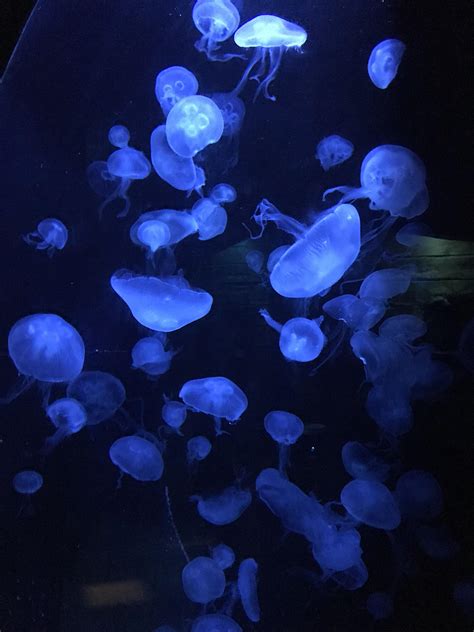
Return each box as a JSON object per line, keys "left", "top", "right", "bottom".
{"left": 366, "top": 592, "right": 394, "bottom": 620}
{"left": 182, "top": 556, "right": 226, "bottom": 603}
{"left": 191, "top": 198, "right": 228, "bottom": 240}
{"left": 130, "top": 218, "right": 171, "bottom": 258}
{"left": 193, "top": 0, "right": 242, "bottom": 61}
{"left": 13, "top": 470, "right": 43, "bottom": 495}
{"left": 191, "top": 614, "right": 242, "bottom": 632}
{"left": 395, "top": 470, "right": 443, "bottom": 521}
{"left": 23, "top": 218, "right": 68, "bottom": 256}
{"left": 332, "top": 558, "right": 369, "bottom": 591}
{"left": 246, "top": 250, "right": 264, "bottom": 274}
{"left": 368, "top": 39, "right": 406, "bottom": 90}
{"left": 150, "top": 125, "right": 198, "bottom": 191}
{"left": 264, "top": 410, "right": 304, "bottom": 475}
{"left": 209, "top": 92, "right": 246, "bottom": 169}
{"left": 166, "top": 96, "right": 224, "bottom": 158}
{"left": 132, "top": 335, "right": 175, "bottom": 377}
{"left": 109, "top": 435, "right": 164, "bottom": 482}
{"left": 192, "top": 485, "right": 252, "bottom": 525}
{"left": 341, "top": 441, "right": 390, "bottom": 482}
{"left": 162, "top": 400, "right": 188, "bottom": 433}
{"left": 237, "top": 558, "right": 261, "bottom": 623}
{"left": 67, "top": 371, "right": 125, "bottom": 426}
{"left": 340, "top": 479, "right": 401, "bottom": 530}
{"left": 359, "top": 268, "right": 411, "bottom": 301}
{"left": 379, "top": 314, "right": 427, "bottom": 344}
{"left": 211, "top": 543, "right": 235, "bottom": 570}
{"left": 233, "top": 15, "right": 307, "bottom": 101}
{"left": 210, "top": 182, "right": 237, "bottom": 204}
{"left": 130, "top": 209, "right": 198, "bottom": 255}
{"left": 395, "top": 221, "right": 433, "bottom": 247}
{"left": 43, "top": 397, "right": 87, "bottom": 453}
{"left": 365, "top": 382, "right": 413, "bottom": 436}
{"left": 259, "top": 309, "right": 326, "bottom": 362}
{"left": 315, "top": 135, "right": 354, "bottom": 171}
{"left": 187, "top": 435, "right": 212, "bottom": 464}
{"left": 155, "top": 66, "right": 199, "bottom": 116}
{"left": 108, "top": 124, "right": 130, "bottom": 148}
{"left": 323, "top": 294, "right": 385, "bottom": 331}
{"left": 312, "top": 527, "right": 362, "bottom": 572}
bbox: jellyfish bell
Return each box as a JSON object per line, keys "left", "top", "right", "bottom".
{"left": 264, "top": 410, "right": 304, "bottom": 446}
{"left": 340, "top": 479, "right": 401, "bottom": 530}
{"left": 132, "top": 336, "right": 174, "bottom": 377}
{"left": 13, "top": 470, "right": 43, "bottom": 495}
{"left": 192, "top": 485, "right": 252, "bottom": 525}
{"left": 210, "top": 182, "right": 237, "bottom": 204}
{"left": 67, "top": 370, "right": 125, "bottom": 426}
{"left": 150, "top": 125, "right": 198, "bottom": 191}
{"left": 341, "top": 441, "right": 390, "bottom": 482}
{"left": 359, "top": 268, "right": 412, "bottom": 301}
{"left": 107, "top": 145, "right": 151, "bottom": 180}
{"left": 238, "top": 558, "right": 261, "bottom": 623}
{"left": 368, "top": 39, "right": 406, "bottom": 90}
{"left": 316, "top": 135, "right": 354, "bottom": 171}
{"left": 130, "top": 209, "right": 198, "bottom": 252}
{"left": 267, "top": 245, "right": 290, "bottom": 273}
{"left": 210, "top": 543, "right": 235, "bottom": 569}
{"left": 109, "top": 435, "right": 164, "bottom": 482}
{"left": 108, "top": 124, "right": 130, "bottom": 148}
{"left": 23, "top": 218, "right": 68, "bottom": 256}
{"left": 43, "top": 397, "right": 87, "bottom": 453}
{"left": 135, "top": 220, "right": 171, "bottom": 255}
{"left": 162, "top": 400, "right": 188, "bottom": 431}
{"left": 246, "top": 250, "right": 264, "bottom": 274}
{"left": 155, "top": 66, "right": 199, "bottom": 116}
{"left": 192, "top": 0, "right": 243, "bottom": 61}
{"left": 187, "top": 435, "right": 212, "bottom": 463}
{"left": 323, "top": 294, "right": 386, "bottom": 331}
{"left": 258, "top": 311, "right": 326, "bottom": 362}
{"left": 312, "top": 527, "right": 362, "bottom": 572}
{"left": 166, "top": 95, "right": 224, "bottom": 158}
{"left": 191, "top": 614, "right": 242, "bottom": 632}
{"left": 191, "top": 198, "right": 228, "bottom": 240}
{"left": 182, "top": 556, "right": 226, "bottom": 603}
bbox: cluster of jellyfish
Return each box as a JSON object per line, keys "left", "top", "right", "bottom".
{"left": 4, "top": 1, "right": 474, "bottom": 630}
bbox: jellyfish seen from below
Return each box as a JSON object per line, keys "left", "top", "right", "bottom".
{"left": 66, "top": 371, "right": 125, "bottom": 426}
{"left": 192, "top": 0, "right": 242, "bottom": 61}
{"left": 341, "top": 441, "right": 390, "bottom": 482}
{"left": 259, "top": 309, "right": 325, "bottom": 362}
{"left": 111, "top": 269, "right": 213, "bottom": 333}
{"left": 238, "top": 558, "right": 261, "bottom": 623}
{"left": 150, "top": 125, "right": 198, "bottom": 191}
{"left": 323, "top": 294, "right": 385, "bottom": 331}
{"left": 264, "top": 410, "right": 304, "bottom": 475}
{"left": 132, "top": 336, "right": 175, "bottom": 377}
{"left": 340, "top": 479, "right": 401, "bottom": 530}
{"left": 109, "top": 435, "right": 164, "bottom": 482}
{"left": 43, "top": 397, "right": 87, "bottom": 453}
{"left": 191, "top": 614, "right": 242, "bottom": 632}
{"left": 182, "top": 556, "right": 226, "bottom": 603}
{"left": 379, "top": 314, "right": 427, "bottom": 344}
{"left": 210, "top": 182, "right": 237, "bottom": 204}
{"left": 246, "top": 250, "right": 264, "bottom": 274}
{"left": 368, "top": 39, "right": 406, "bottom": 89}
{"left": 266, "top": 245, "right": 290, "bottom": 273}
{"left": 192, "top": 485, "right": 251, "bottom": 525}
{"left": 187, "top": 435, "right": 212, "bottom": 464}
{"left": 162, "top": 400, "right": 188, "bottom": 433}
{"left": 366, "top": 592, "right": 394, "bottom": 620}
{"left": 130, "top": 209, "right": 198, "bottom": 255}
{"left": 233, "top": 15, "right": 307, "bottom": 101}
{"left": 23, "top": 218, "right": 68, "bottom": 256}
{"left": 166, "top": 96, "right": 224, "bottom": 158}
{"left": 191, "top": 198, "right": 228, "bottom": 240}
{"left": 211, "top": 543, "right": 235, "bottom": 570}
{"left": 315, "top": 135, "right": 354, "bottom": 171}
{"left": 155, "top": 66, "right": 199, "bottom": 116}
{"left": 13, "top": 470, "right": 43, "bottom": 495}
{"left": 395, "top": 470, "right": 444, "bottom": 521}
{"left": 251, "top": 200, "right": 360, "bottom": 298}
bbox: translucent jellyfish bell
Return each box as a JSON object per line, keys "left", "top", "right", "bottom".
{"left": 162, "top": 400, "right": 188, "bottom": 432}
{"left": 238, "top": 558, "right": 261, "bottom": 623}
{"left": 368, "top": 39, "right": 406, "bottom": 90}
{"left": 359, "top": 268, "right": 411, "bottom": 301}
{"left": 109, "top": 435, "right": 164, "bottom": 481}
{"left": 259, "top": 309, "right": 325, "bottom": 362}
{"left": 166, "top": 96, "right": 224, "bottom": 158}
{"left": 323, "top": 294, "right": 386, "bottom": 331}
{"left": 210, "top": 182, "right": 237, "bottom": 204}
{"left": 315, "top": 135, "right": 354, "bottom": 171}
{"left": 44, "top": 397, "right": 87, "bottom": 453}
{"left": 130, "top": 209, "right": 198, "bottom": 253}
{"left": 341, "top": 441, "right": 390, "bottom": 482}
{"left": 379, "top": 314, "right": 427, "bottom": 344}
{"left": 192, "top": 485, "right": 252, "bottom": 525}
{"left": 264, "top": 410, "right": 304, "bottom": 475}
{"left": 191, "top": 615, "right": 242, "bottom": 632}
{"left": 312, "top": 527, "right": 362, "bottom": 572}
{"left": 233, "top": 15, "right": 307, "bottom": 101}
{"left": 246, "top": 250, "right": 264, "bottom": 274}
{"left": 13, "top": 470, "right": 43, "bottom": 495}
{"left": 193, "top": 0, "right": 242, "bottom": 61}
{"left": 23, "top": 218, "right": 68, "bottom": 256}
{"left": 67, "top": 371, "right": 125, "bottom": 425}
{"left": 108, "top": 125, "right": 130, "bottom": 148}
{"left": 182, "top": 556, "right": 226, "bottom": 603}
{"left": 132, "top": 336, "right": 175, "bottom": 377}
{"left": 340, "top": 479, "right": 401, "bottom": 530}
{"left": 191, "top": 198, "right": 228, "bottom": 240}
{"left": 133, "top": 219, "right": 171, "bottom": 257}
{"left": 187, "top": 435, "right": 212, "bottom": 463}
{"left": 155, "top": 66, "right": 199, "bottom": 116}
{"left": 150, "top": 125, "right": 197, "bottom": 191}
{"left": 211, "top": 543, "right": 235, "bottom": 569}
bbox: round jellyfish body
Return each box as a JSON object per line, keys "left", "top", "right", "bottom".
{"left": 44, "top": 397, "right": 87, "bottom": 452}
{"left": 132, "top": 219, "right": 171, "bottom": 256}
{"left": 359, "top": 268, "right": 411, "bottom": 301}
{"left": 108, "top": 125, "right": 130, "bottom": 148}
{"left": 193, "top": 0, "right": 241, "bottom": 61}
{"left": 162, "top": 401, "right": 188, "bottom": 430}
{"left": 341, "top": 441, "right": 390, "bottom": 482}
{"left": 191, "top": 198, "right": 228, "bottom": 240}
{"left": 107, "top": 131, "right": 151, "bottom": 180}
{"left": 132, "top": 336, "right": 173, "bottom": 377}
{"left": 316, "top": 135, "right": 354, "bottom": 171}
{"left": 8, "top": 314, "right": 85, "bottom": 383}
{"left": 366, "top": 592, "right": 394, "bottom": 620}
{"left": 155, "top": 66, "right": 199, "bottom": 116}
{"left": 312, "top": 527, "right": 362, "bottom": 572}
{"left": 211, "top": 543, "right": 235, "bottom": 570}
{"left": 182, "top": 556, "right": 226, "bottom": 604}
{"left": 110, "top": 269, "right": 213, "bottom": 333}
{"left": 211, "top": 93, "right": 245, "bottom": 138}
{"left": 340, "top": 479, "right": 401, "bottom": 530}
{"left": 246, "top": 250, "right": 264, "bottom": 274}
{"left": 238, "top": 558, "right": 260, "bottom": 623}
{"left": 187, "top": 435, "right": 212, "bottom": 463}
{"left": 109, "top": 435, "right": 164, "bottom": 481}
{"left": 67, "top": 370, "right": 126, "bottom": 425}
{"left": 193, "top": 485, "right": 252, "bottom": 525}
{"left": 166, "top": 96, "right": 224, "bottom": 158}
{"left": 87, "top": 161, "right": 121, "bottom": 198}
{"left": 13, "top": 470, "right": 43, "bottom": 495}
{"left": 179, "top": 376, "right": 248, "bottom": 423}
{"left": 323, "top": 294, "right": 386, "bottom": 331}
{"left": 368, "top": 39, "right": 406, "bottom": 89}
{"left": 395, "top": 470, "right": 444, "bottom": 521}
{"left": 210, "top": 182, "right": 237, "bottom": 204}
{"left": 24, "top": 218, "right": 68, "bottom": 255}
{"left": 130, "top": 209, "right": 198, "bottom": 251}
{"left": 150, "top": 125, "right": 197, "bottom": 191}
{"left": 279, "top": 317, "right": 325, "bottom": 362}
{"left": 264, "top": 410, "right": 304, "bottom": 446}
{"left": 379, "top": 314, "right": 427, "bottom": 344}
{"left": 191, "top": 614, "right": 242, "bottom": 632}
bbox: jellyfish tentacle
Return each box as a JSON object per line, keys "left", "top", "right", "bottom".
{"left": 254, "top": 46, "right": 283, "bottom": 102}
{"left": 232, "top": 48, "right": 262, "bottom": 96}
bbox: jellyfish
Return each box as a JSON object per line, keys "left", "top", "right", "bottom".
{"left": 368, "top": 39, "right": 406, "bottom": 90}
{"left": 191, "top": 485, "right": 251, "bottom": 525}
{"left": 191, "top": 614, "right": 242, "bottom": 632}
{"left": 166, "top": 96, "right": 224, "bottom": 158}
{"left": 264, "top": 410, "right": 304, "bottom": 475}
{"left": 209, "top": 183, "right": 237, "bottom": 205}
{"left": 187, "top": 435, "right": 212, "bottom": 464}
{"left": 379, "top": 314, "right": 427, "bottom": 344}
{"left": 266, "top": 245, "right": 290, "bottom": 273}
{"left": 192, "top": 0, "right": 243, "bottom": 61}
{"left": 132, "top": 335, "right": 175, "bottom": 377}
{"left": 395, "top": 470, "right": 444, "bottom": 521}
{"left": 359, "top": 268, "right": 411, "bottom": 301}
{"left": 341, "top": 441, "right": 390, "bottom": 482}
{"left": 162, "top": 400, "right": 188, "bottom": 434}
{"left": 130, "top": 209, "right": 198, "bottom": 256}
{"left": 366, "top": 592, "right": 394, "bottom": 620}
{"left": 323, "top": 294, "right": 386, "bottom": 331}
{"left": 251, "top": 200, "right": 360, "bottom": 298}
{"left": 395, "top": 221, "right": 433, "bottom": 247}
{"left": 246, "top": 250, "right": 264, "bottom": 274}
{"left": 237, "top": 558, "right": 260, "bottom": 623}
{"left": 179, "top": 376, "right": 248, "bottom": 435}
{"left": 211, "top": 543, "right": 235, "bottom": 570}
{"left": 108, "top": 124, "right": 130, "bottom": 148}
{"left": 43, "top": 397, "right": 87, "bottom": 453}
{"left": 312, "top": 527, "right": 362, "bottom": 572}
{"left": 67, "top": 371, "right": 125, "bottom": 426}
{"left": 208, "top": 92, "right": 246, "bottom": 169}
{"left": 109, "top": 435, "right": 164, "bottom": 482}
{"left": 350, "top": 330, "right": 413, "bottom": 386}
{"left": 191, "top": 198, "right": 228, "bottom": 240}
{"left": 13, "top": 470, "right": 43, "bottom": 495}
{"left": 110, "top": 269, "right": 213, "bottom": 333}
{"left": 155, "top": 66, "right": 199, "bottom": 116}
{"left": 259, "top": 309, "right": 326, "bottom": 362}
{"left": 150, "top": 125, "right": 198, "bottom": 191}
{"left": 315, "top": 135, "right": 354, "bottom": 171}
{"left": 233, "top": 15, "right": 308, "bottom": 101}
{"left": 340, "top": 479, "right": 401, "bottom": 530}
{"left": 23, "top": 218, "right": 68, "bottom": 256}
{"left": 332, "top": 558, "right": 369, "bottom": 591}
{"left": 365, "top": 382, "right": 414, "bottom": 436}
{"left": 182, "top": 556, "right": 226, "bottom": 603}
{"left": 86, "top": 160, "right": 122, "bottom": 212}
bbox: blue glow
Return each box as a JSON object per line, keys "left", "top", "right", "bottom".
{"left": 316, "top": 135, "right": 354, "bottom": 171}
{"left": 162, "top": 400, "right": 188, "bottom": 430}
{"left": 210, "top": 182, "right": 237, "bottom": 204}
{"left": 193, "top": 0, "right": 242, "bottom": 61}
{"left": 192, "top": 485, "right": 252, "bottom": 525}
{"left": 155, "top": 66, "right": 199, "bottom": 116}
{"left": 181, "top": 556, "right": 226, "bottom": 603}
{"left": 23, "top": 218, "right": 68, "bottom": 255}
{"left": 340, "top": 479, "right": 401, "bottom": 530}
{"left": 191, "top": 614, "right": 242, "bottom": 632}
{"left": 44, "top": 397, "right": 87, "bottom": 452}
{"left": 368, "top": 39, "right": 406, "bottom": 90}
{"left": 323, "top": 294, "right": 385, "bottom": 331}
{"left": 191, "top": 198, "right": 227, "bottom": 240}
{"left": 187, "top": 435, "right": 211, "bottom": 462}
{"left": 260, "top": 309, "right": 326, "bottom": 361}
{"left": 359, "top": 268, "right": 411, "bottom": 300}
{"left": 341, "top": 441, "right": 390, "bottom": 482}
{"left": 245, "top": 250, "right": 264, "bottom": 273}
{"left": 132, "top": 336, "right": 174, "bottom": 376}
{"left": 238, "top": 558, "right": 261, "bottom": 622}
{"left": 150, "top": 125, "right": 197, "bottom": 191}
{"left": 264, "top": 410, "right": 304, "bottom": 445}
{"left": 379, "top": 314, "right": 427, "bottom": 343}
{"left": 166, "top": 96, "right": 224, "bottom": 158}
{"left": 109, "top": 435, "right": 164, "bottom": 481}
{"left": 179, "top": 376, "right": 247, "bottom": 423}
{"left": 108, "top": 125, "right": 130, "bottom": 148}
{"left": 130, "top": 209, "right": 198, "bottom": 254}
{"left": 67, "top": 371, "right": 125, "bottom": 426}
{"left": 13, "top": 470, "right": 43, "bottom": 495}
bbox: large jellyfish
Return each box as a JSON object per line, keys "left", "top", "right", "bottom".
{"left": 358, "top": 268, "right": 411, "bottom": 301}
{"left": 67, "top": 371, "right": 126, "bottom": 425}
{"left": 150, "top": 125, "right": 198, "bottom": 191}
{"left": 191, "top": 485, "right": 252, "bottom": 525}
{"left": 340, "top": 479, "right": 401, "bottom": 530}
{"left": 315, "top": 135, "right": 354, "bottom": 171}
{"left": 207, "top": 92, "right": 245, "bottom": 169}
{"left": 192, "top": 0, "right": 243, "bottom": 61}
{"left": 131, "top": 335, "right": 175, "bottom": 377}
{"left": 191, "top": 197, "right": 228, "bottom": 240}
{"left": 181, "top": 556, "right": 226, "bottom": 603}
{"left": 368, "top": 39, "right": 406, "bottom": 90}
{"left": 155, "top": 66, "right": 199, "bottom": 116}
{"left": 323, "top": 294, "right": 386, "bottom": 331}
{"left": 238, "top": 558, "right": 261, "bottom": 622}
{"left": 43, "top": 397, "right": 87, "bottom": 453}
{"left": 264, "top": 410, "right": 304, "bottom": 475}
{"left": 166, "top": 96, "right": 224, "bottom": 158}
{"left": 109, "top": 435, "right": 164, "bottom": 482}
{"left": 23, "top": 218, "right": 68, "bottom": 256}
{"left": 251, "top": 200, "right": 360, "bottom": 298}
{"left": 233, "top": 15, "right": 307, "bottom": 101}
{"left": 110, "top": 269, "right": 213, "bottom": 333}
{"left": 191, "top": 614, "right": 242, "bottom": 632}
{"left": 13, "top": 470, "right": 43, "bottom": 495}
{"left": 259, "top": 309, "right": 326, "bottom": 362}
{"left": 341, "top": 441, "right": 390, "bottom": 482}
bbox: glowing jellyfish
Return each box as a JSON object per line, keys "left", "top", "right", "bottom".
{"left": 233, "top": 15, "right": 307, "bottom": 101}
{"left": 266, "top": 245, "right": 290, "bottom": 273}
{"left": 109, "top": 435, "right": 164, "bottom": 481}
{"left": 130, "top": 210, "right": 198, "bottom": 255}
{"left": 111, "top": 269, "right": 213, "bottom": 333}
{"left": 162, "top": 400, "right": 187, "bottom": 432}
{"left": 210, "top": 182, "right": 237, "bottom": 204}
{"left": 191, "top": 614, "right": 242, "bottom": 632}
{"left": 211, "top": 543, "right": 235, "bottom": 569}
{"left": 246, "top": 250, "right": 264, "bottom": 274}
{"left": 395, "top": 221, "right": 433, "bottom": 246}
{"left": 166, "top": 96, "right": 224, "bottom": 158}
{"left": 238, "top": 558, "right": 261, "bottom": 623}
{"left": 350, "top": 330, "right": 413, "bottom": 386}
{"left": 209, "top": 92, "right": 245, "bottom": 168}
{"left": 155, "top": 66, "right": 199, "bottom": 116}
{"left": 368, "top": 39, "right": 406, "bottom": 89}
{"left": 332, "top": 558, "right": 369, "bottom": 591}
{"left": 264, "top": 410, "right": 304, "bottom": 475}
{"left": 150, "top": 125, "right": 197, "bottom": 191}
{"left": 340, "top": 479, "right": 401, "bottom": 530}
{"left": 43, "top": 397, "right": 87, "bottom": 453}
{"left": 359, "top": 268, "right": 411, "bottom": 301}
{"left": 251, "top": 200, "right": 360, "bottom": 298}
{"left": 395, "top": 470, "right": 443, "bottom": 521}
{"left": 341, "top": 441, "right": 390, "bottom": 482}
{"left": 259, "top": 309, "right": 326, "bottom": 362}
{"left": 13, "top": 470, "right": 43, "bottom": 495}
{"left": 182, "top": 556, "right": 226, "bottom": 603}
{"left": 323, "top": 294, "right": 385, "bottom": 331}
{"left": 191, "top": 198, "right": 228, "bottom": 240}
{"left": 379, "top": 314, "right": 427, "bottom": 344}
{"left": 87, "top": 161, "right": 122, "bottom": 212}
{"left": 315, "top": 135, "right": 354, "bottom": 171}
{"left": 312, "top": 527, "right": 362, "bottom": 572}
{"left": 132, "top": 336, "right": 175, "bottom": 377}
{"left": 187, "top": 435, "right": 212, "bottom": 463}
{"left": 366, "top": 382, "right": 413, "bottom": 436}
{"left": 108, "top": 125, "right": 130, "bottom": 147}
{"left": 192, "top": 485, "right": 251, "bottom": 525}
{"left": 193, "top": 0, "right": 242, "bottom": 61}
{"left": 23, "top": 218, "right": 68, "bottom": 256}
{"left": 366, "top": 592, "right": 394, "bottom": 620}
{"left": 67, "top": 371, "right": 126, "bottom": 426}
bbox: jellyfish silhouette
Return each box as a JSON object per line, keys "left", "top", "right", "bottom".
{"left": 66, "top": 371, "right": 125, "bottom": 426}
{"left": 341, "top": 441, "right": 390, "bottom": 482}
{"left": 246, "top": 250, "right": 264, "bottom": 274}
{"left": 192, "top": 0, "right": 243, "bottom": 61}
{"left": 210, "top": 543, "right": 235, "bottom": 569}
{"left": 166, "top": 95, "right": 224, "bottom": 158}
{"left": 191, "top": 198, "right": 228, "bottom": 240}
{"left": 187, "top": 435, "right": 211, "bottom": 464}
{"left": 312, "top": 527, "right": 362, "bottom": 572}
{"left": 23, "top": 218, "right": 68, "bottom": 256}
{"left": 182, "top": 556, "right": 226, "bottom": 603}
{"left": 323, "top": 294, "right": 385, "bottom": 331}
{"left": 368, "top": 39, "right": 406, "bottom": 89}
{"left": 150, "top": 125, "right": 198, "bottom": 191}
{"left": 210, "top": 182, "right": 237, "bottom": 204}
{"left": 260, "top": 309, "right": 326, "bottom": 362}
{"left": 43, "top": 397, "right": 87, "bottom": 453}
{"left": 315, "top": 135, "right": 354, "bottom": 171}
{"left": 238, "top": 558, "right": 261, "bottom": 622}
{"left": 162, "top": 400, "right": 188, "bottom": 434}
{"left": 207, "top": 92, "right": 245, "bottom": 170}
{"left": 130, "top": 209, "right": 198, "bottom": 257}
{"left": 264, "top": 410, "right": 304, "bottom": 475}
{"left": 191, "top": 614, "right": 242, "bottom": 632}
{"left": 340, "top": 479, "right": 401, "bottom": 530}
{"left": 191, "top": 485, "right": 252, "bottom": 525}
{"left": 155, "top": 66, "right": 199, "bottom": 116}
{"left": 132, "top": 335, "right": 175, "bottom": 377}
{"left": 13, "top": 470, "right": 43, "bottom": 495}
{"left": 109, "top": 435, "right": 164, "bottom": 482}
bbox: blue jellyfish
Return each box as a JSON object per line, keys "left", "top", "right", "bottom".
{"left": 359, "top": 268, "right": 411, "bottom": 301}
{"left": 245, "top": 250, "right": 264, "bottom": 274}
{"left": 210, "top": 182, "right": 237, "bottom": 204}
{"left": 251, "top": 200, "right": 360, "bottom": 298}
{"left": 132, "top": 335, "right": 175, "bottom": 377}
{"left": 264, "top": 410, "right": 304, "bottom": 475}
{"left": 341, "top": 441, "right": 390, "bottom": 482}
{"left": 162, "top": 400, "right": 188, "bottom": 433}
{"left": 368, "top": 39, "right": 406, "bottom": 89}
{"left": 238, "top": 558, "right": 261, "bottom": 622}
{"left": 365, "top": 382, "right": 413, "bottom": 436}
{"left": 166, "top": 96, "right": 224, "bottom": 158}
{"left": 340, "top": 479, "right": 401, "bottom": 530}
{"left": 312, "top": 527, "right": 362, "bottom": 572}
{"left": 315, "top": 135, "right": 354, "bottom": 171}
{"left": 191, "top": 198, "right": 228, "bottom": 240}
{"left": 191, "top": 485, "right": 251, "bottom": 525}
{"left": 182, "top": 556, "right": 226, "bottom": 603}
{"left": 191, "top": 165, "right": 207, "bottom": 197}
{"left": 192, "top": 0, "right": 243, "bottom": 61}
{"left": 130, "top": 209, "right": 198, "bottom": 255}
{"left": 86, "top": 161, "right": 122, "bottom": 212}
{"left": 208, "top": 92, "right": 246, "bottom": 169}
{"left": 379, "top": 314, "right": 427, "bottom": 344}
{"left": 191, "top": 614, "right": 242, "bottom": 632}
{"left": 67, "top": 371, "right": 126, "bottom": 425}
{"left": 350, "top": 330, "right": 413, "bottom": 385}
{"left": 210, "top": 543, "right": 235, "bottom": 570}
{"left": 155, "top": 66, "right": 199, "bottom": 116}
{"left": 108, "top": 124, "right": 130, "bottom": 148}
{"left": 23, "top": 218, "right": 68, "bottom": 256}
{"left": 259, "top": 309, "right": 326, "bottom": 362}
{"left": 233, "top": 15, "right": 307, "bottom": 101}
{"left": 187, "top": 435, "right": 212, "bottom": 464}
{"left": 366, "top": 592, "right": 394, "bottom": 620}
{"left": 331, "top": 558, "right": 369, "bottom": 591}
{"left": 323, "top": 294, "right": 386, "bottom": 331}
{"left": 266, "top": 244, "right": 290, "bottom": 273}
{"left": 395, "top": 470, "right": 444, "bottom": 521}
{"left": 150, "top": 125, "right": 198, "bottom": 191}
{"left": 110, "top": 269, "right": 213, "bottom": 333}
{"left": 395, "top": 221, "right": 433, "bottom": 246}
{"left": 109, "top": 435, "right": 164, "bottom": 482}
{"left": 43, "top": 397, "right": 87, "bottom": 453}
{"left": 13, "top": 470, "right": 43, "bottom": 495}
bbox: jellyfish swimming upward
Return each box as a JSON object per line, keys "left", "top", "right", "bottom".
{"left": 192, "top": 0, "right": 243, "bottom": 62}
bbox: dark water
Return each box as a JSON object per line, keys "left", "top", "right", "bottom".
{"left": 0, "top": 1, "right": 472, "bottom": 631}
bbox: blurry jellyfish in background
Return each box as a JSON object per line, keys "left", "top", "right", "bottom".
{"left": 312, "top": 526, "right": 362, "bottom": 573}
{"left": 315, "top": 135, "right": 354, "bottom": 171}
{"left": 43, "top": 397, "right": 87, "bottom": 453}
{"left": 340, "top": 479, "right": 401, "bottom": 530}
{"left": 366, "top": 592, "right": 394, "bottom": 620}
{"left": 13, "top": 470, "right": 43, "bottom": 495}
{"left": 246, "top": 250, "right": 264, "bottom": 274}
{"left": 67, "top": 371, "right": 125, "bottom": 426}
{"left": 153, "top": 626, "right": 177, "bottom": 632}
{"left": 131, "top": 335, "right": 175, "bottom": 377}
{"left": 182, "top": 556, "right": 226, "bottom": 603}
{"left": 191, "top": 197, "right": 228, "bottom": 240}
{"left": 259, "top": 309, "right": 326, "bottom": 362}
{"left": 179, "top": 376, "right": 248, "bottom": 434}
{"left": 150, "top": 125, "right": 198, "bottom": 191}
{"left": 233, "top": 15, "right": 307, "bottom": 101}
{"left": 264, "top": 410, "right": 304, "bottom": 475}
{"left": 379, "top": 314, "right": 427, "bottom": 344}
{"left": 23, "top": 218, "right": 68, "bottom": 256}
{"left": 166, "top": 95, "right": 224, "bottom": 158}
{"left": 395, "top": 470, "right": 444, "bottom": 521}
{"left": 395, "top": 221, "right": 433, "bottom": 247}
{"left": 323, "top": 294, "right": 386, "bottom": 331}
{"left": 238, "top": 558, "right": 261, "bottom": 623}
{"left": 341, "top": 441, "right": 390, "bottom": 482}
{"left": 192, "top": 0, "right": 243, "bottom": 61}
{"left": 368, "top": 39, "right": 406, "bottom": 89}
{"left": 191, "top": 615, "right": 242, "bottom": 632}
{"left": 211, "top": 543, "right": 235, "bottom": 569}
{"left": 187, "top": 435, "right": 212, "bottom": 464}
{"left": 155, "top": 66, "right": 199, "bottom": 116}
{"left": 191, "top": 484, "right": 251, "bottom": 525}
{"left": 331, "top": 558, "right": 369, "bottom": 591}
{"left": 86, "top": 160, "right": 122, "bottom": 212}
{"left": 109, "top": 435, "right": 164, "bottom": 482}
{"left": 366, "top": 382, "right": 413, "bottom": 436}
{"left": 208, "top": 92, "right": 245, "bottom": 170}
{"left": 110, "top": 269, "right": 213, "bottom": 333}
{"left": 162, "top": 400, "right": 188, "bottom": 434}
{"left": 130, "top": 209, "right": 198, "bottom": 255}
{"left": 359, "top": 268, "right": 412, "bottom": 301}
{"left": 251, "top": 200, "right": 360, "bottom": 298}
{"left": 210, "top": 182, "right": 237, "bottom": 204}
